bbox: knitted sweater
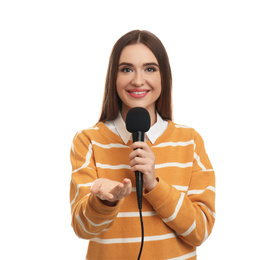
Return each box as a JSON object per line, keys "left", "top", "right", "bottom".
{"left": 70, "top": 120, "right": 215, "bottom": 260}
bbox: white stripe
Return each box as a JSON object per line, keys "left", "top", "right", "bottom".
{"left": 71, "top": 142, "right": 75, "bottom": 155}
{"left": 77, "top": 214, "right": 100, "bottom": 236}
{"left": 96, "top": 162, "right": 192, "bottom": 170}
{"left": 72, "top": 165, "right": 93, "bottom": 174}
{"left": 201, "top": 211, "right": 208, "bottom": 244}
{"left": 91, "top": 232, "right": 176, "bottom": 244}
{"left": 83, "top": 210, "right": 114, "bottom": 227}
{"left": 197, "top": 202, "right": 216, "bottom": 218}
{"left": 96, "top": 163, "right": 131, "bottom": 170}
{"left": 201, "top": 169, "right": 214, "bottom": 172}
{"left": 133, "top": 187, "right": 192, "bottom": 194}
{"left": 194, "top": 152, "right": 206, "bottom": 170}
{"left": 72, "top": 143, "right": 93, "bottom": 173}
{"left": 172, "top": 185, "right": 189, "bottom": 192}
{"left": 74, "top": 127, "right": 99, "bottom": 140}
{"left": 167, "top": 251, "right": 196, "bottom": 260}
{"left": 117, "top": 211, "right": 157, "bottom": 218}
{"left": 91, "top": 140, "right": 128, "bottom": 149}
{"left": 174, "top": 124, "right": 192, "bottom": 129}
{"left": 71, "top": 193, "right": 90, "bottom": 214}
{"left": 187, "top": 186, "right": 215, "bottom": 196}
{"left": 180, "top": 220, "right": 196, "bottom": 237}
{"left": 134, "top": 186, "right": 188, "bottom": 193}
{"left": 155, "top": 162, "right": 193, "bottom": 169}
{"left": 153, "top": 140, "right": 194, "bottom": 148}
{"left": 163, "top": 193, "right": 185, "bottom": 223}
{"left": 71, "top": 127, "right": 98, "bottom": 155}
{"left": 70, "top": 182, "right": 93, "bottom": 207}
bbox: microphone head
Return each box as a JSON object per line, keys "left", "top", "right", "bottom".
{"left": 125, "top": 107, "right": 151, "bottom": 133}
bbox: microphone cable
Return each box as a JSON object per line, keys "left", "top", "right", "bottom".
{"left": 135, "top": 170, "right": 144, "bottom": 260}
{"left": 136, "top": 171, "right": 144, "bottom": 260}
{"left": 137, "top": 207, "right": 144, "bottom": 260}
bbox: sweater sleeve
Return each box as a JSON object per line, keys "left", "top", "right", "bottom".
{"left": 70, "top": 130, "right": 124, "bottom": 239}
{"left": 144, "top": 130, "right": 215, "bottom": 247}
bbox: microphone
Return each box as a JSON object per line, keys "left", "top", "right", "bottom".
{"left": 126, "top": 107, "right": 151, "bottom": 209}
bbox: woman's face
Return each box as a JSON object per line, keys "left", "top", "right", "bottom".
{"left": 116, "top": 43, "right": 162, "bottom": 122}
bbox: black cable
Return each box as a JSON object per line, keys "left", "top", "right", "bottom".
{"left": 137, "top": 207, "right": 144, "bottom": 260}
{"left": 135, "top": 171, "right": 144, "bottom": 259}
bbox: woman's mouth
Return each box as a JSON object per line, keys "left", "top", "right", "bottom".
{"left": 127, "top": 89, "right": 150, "bottom": 98}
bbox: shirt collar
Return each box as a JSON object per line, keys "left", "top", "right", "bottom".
{"left": 113, "top": 112, "right": 168, "bottom": 144}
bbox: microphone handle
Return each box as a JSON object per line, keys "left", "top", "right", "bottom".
{"left": 135, "top": 171, "right": 143, "bottom": 209}
{"left": 132, "top": 131, "right": 145, "bottom": 210}
{"left": 132, "top": 131, "right": 145, "bottom": 142}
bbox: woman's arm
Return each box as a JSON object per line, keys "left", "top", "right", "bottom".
{"left": 131, "top": 131, "right": 215, "bottom": 247}
{"left": 70, "top": 131, "right": 131, "bottom": 239}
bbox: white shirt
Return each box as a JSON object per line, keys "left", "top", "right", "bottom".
{"left": 104, "top": 112, "right": 168, "bottom": 144}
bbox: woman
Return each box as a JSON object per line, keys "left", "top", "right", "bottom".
{"left": 70, "top": 30, "right": 215, "bottom": 259}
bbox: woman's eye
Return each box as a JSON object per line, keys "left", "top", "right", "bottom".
{"left": 121, "top": 67, "right": 133, "bottom": 73}
{"left": 146, "top": 67, "right": 156, "bottom": 72}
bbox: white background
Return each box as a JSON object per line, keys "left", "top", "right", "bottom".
{"left": 1, "top": 0, "right": 263, "bottom": 259}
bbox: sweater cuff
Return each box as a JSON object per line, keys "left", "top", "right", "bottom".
{"left": 144, "top": 178, "right": 171, "bottom": 209}
{"left": 88, "top": 194, "right": 124, "bottom": 215}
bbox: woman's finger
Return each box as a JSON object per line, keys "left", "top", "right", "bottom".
{"left": 130, "top": 141, "right": 150, "bottom": 151}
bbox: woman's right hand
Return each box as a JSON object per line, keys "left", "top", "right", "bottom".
{"left": 90, "top": 178, "right": 132, "bottom": 206}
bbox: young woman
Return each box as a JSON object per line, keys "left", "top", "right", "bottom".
{"left": 70, "top": 30, "right": 215, "bottom": 260}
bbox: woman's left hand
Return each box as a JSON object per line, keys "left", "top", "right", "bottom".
{"left": 129, "top": 142, "right": 158, "bottom": 192}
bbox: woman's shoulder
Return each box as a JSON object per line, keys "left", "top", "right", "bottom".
{"left": 167, "top": 120, "right": 207, "bottom": 145}
{"left": 162, "top": 120, "right": 204, "bottom": 142}
{"left": 71, "top": 122, "right": 103, "bottom": 142}
{"left": 72, "top": 121, "right": 122, "bottom": 144}
{"left": 167, "top": 120, "right": 196, "bottom": 134}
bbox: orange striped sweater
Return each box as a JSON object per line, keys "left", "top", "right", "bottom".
{"left": 70, "top": 120, "right": 215, "bottom": 260}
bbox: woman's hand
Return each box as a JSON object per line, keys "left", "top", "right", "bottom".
{"left": 129, "top": 142, "right": 158, "bottom": 192}
{"left": 90, "top": 178, "right": 132, "bottom": 206}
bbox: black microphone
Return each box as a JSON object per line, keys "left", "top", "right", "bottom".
{"left": 126, "top": 107, "right": 151, "bottom": 209}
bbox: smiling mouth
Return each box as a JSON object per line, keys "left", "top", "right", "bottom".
{"left": 128, "top": 91, "right": 149, "bottom": 94}
{"left": 127, "top": 90, "right": 150, "bottom": 98}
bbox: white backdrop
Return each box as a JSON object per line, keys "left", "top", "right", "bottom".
{"left": 1, "top": 0, "right": 263, "bottom": 259}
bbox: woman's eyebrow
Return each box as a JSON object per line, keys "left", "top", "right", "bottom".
{"left": 118, "top": 62, "right": 133, "bottom": 67}
{"left": 118, "top": 62, "right": 159, "bottom": 67}
{"left": 143, "top": 62, "right": 159, "bottom": 67}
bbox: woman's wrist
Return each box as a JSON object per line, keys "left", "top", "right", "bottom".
{"left": 101, "top": 199, "right": 118, "bottom": 207}
{"left": 145, "top": 178, "right": 159, "bottom": 192}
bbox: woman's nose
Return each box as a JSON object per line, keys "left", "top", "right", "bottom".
{"left": 132, "top": 72, "right": 145, "bottom": 87}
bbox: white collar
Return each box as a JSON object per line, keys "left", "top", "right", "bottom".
{"left": 105, "top": 112, "right": 168, "bottom": 144}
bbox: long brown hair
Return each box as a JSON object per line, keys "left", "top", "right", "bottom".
{"left": 98, "top": 30, "right": 172, "bottom": 122}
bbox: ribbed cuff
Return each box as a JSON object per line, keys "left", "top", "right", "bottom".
{"left": 143, "top": 178, "right": 171, "bottom": 210}
{"left": 89, "top": 194, "right": 124, "bottom": 215}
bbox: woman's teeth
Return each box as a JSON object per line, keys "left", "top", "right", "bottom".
{"left": 132, "top": 91, "right": 148, "bottom": 94}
